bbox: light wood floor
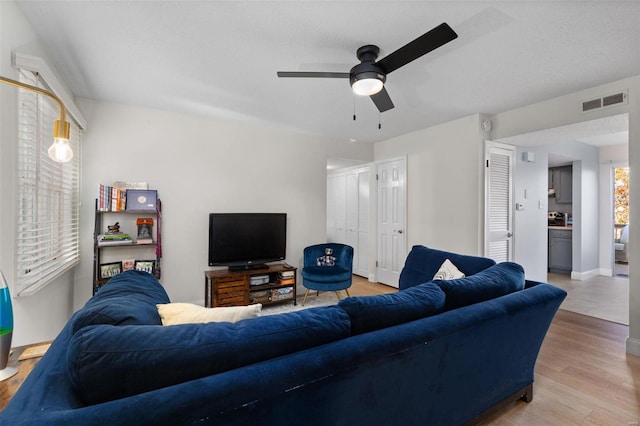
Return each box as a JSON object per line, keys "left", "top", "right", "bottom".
{"left": 351, "top": 277, "right": 640, "bottom": 425}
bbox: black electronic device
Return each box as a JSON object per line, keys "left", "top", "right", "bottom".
{"left": 208, "top": 213, "right": 287, "bottom": 270}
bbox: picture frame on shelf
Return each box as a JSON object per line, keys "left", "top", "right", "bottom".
{"left": 134, "top": 260, "right": 155, "bottom": 274}
{"left": 100, "top": 262, "right": 123, "bottom": 279}
{"left": 122, "top": 259, "right": 135, "bottom": 271}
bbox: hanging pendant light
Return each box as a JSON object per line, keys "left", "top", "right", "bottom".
{"left": 0, "top": 76, "right": 72, "bottom": 163}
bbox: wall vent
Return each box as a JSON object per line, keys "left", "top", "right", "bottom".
{"left": 582, "top": 90, "right": 628, "bottom": 112}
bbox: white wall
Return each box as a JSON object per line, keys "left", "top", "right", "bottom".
{"left": 374, "top": 114, "right": 487, "bottom": 256}
{"left": 513, "top": 146, "right": 549, "bottom": 282}
{"left": 0, "top": 0, "right": 76, "bottom": 347}
{"left": 74, "top": 99, "right": 370, "bottom": 308}
{"left": 490, "top": 75, "right": 640, "bottom": 355}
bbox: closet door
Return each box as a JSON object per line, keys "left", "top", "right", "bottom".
{"left": 327, "top": 166, "right": 371, "bottom": 278}
{"left": 346, "top": 172, "right": 359, "bottom": 271}
{"left": 356, "top": 169, "right": 370, "bottom": 277}
{"left": 327, "top": 174, "right": 347, "bottom": 243}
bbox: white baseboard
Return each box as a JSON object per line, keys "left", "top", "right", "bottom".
{"left": 598, "top": 268, "right": 613, "bottom": 277}
{"left": 570, "top": 269, "right": 600, "bottom": 281}
{"left": 626, "top": 337, "right": 640, "bottom": 356}
{"left": 368, "top": 273, "right": 376, "bottom": 283}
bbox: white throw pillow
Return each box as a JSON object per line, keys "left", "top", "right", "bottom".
{"left": 432, "top": 259, "right": 465, "bottom": 280}
{"left": 157, "top": 303, "right": 262, "bottom": 325}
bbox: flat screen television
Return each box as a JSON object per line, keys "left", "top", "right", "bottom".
{"left": 208, "top": 213, "right": 287, "bottom": 270}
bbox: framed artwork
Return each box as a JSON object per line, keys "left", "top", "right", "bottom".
{"left": 122, "top": 259, "right": 135, "bottom": 271}
{"left": 100, "top": 262, "right": 123, "bottom": 279}
{"left": 134, "top": 260, "right": 155, "bottom": 274}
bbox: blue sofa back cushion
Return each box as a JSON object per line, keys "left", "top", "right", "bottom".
{"left": 66, "top": 305, "right": 351, "bottom": 405}
{"left": 435, "top": 262, "right": 525, "bottom": 310}
{"left": 399, "top": 245, "right": 496, "bottom": 290}
{"left": 71, "top": 270, "right": 170, "bottom": 334}
{"left": 338, "top": 282, "right": 445, "bottom": 335}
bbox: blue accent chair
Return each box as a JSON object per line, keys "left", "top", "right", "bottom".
{"left": 301, "top": 243, "right": 354, "bottom": 305}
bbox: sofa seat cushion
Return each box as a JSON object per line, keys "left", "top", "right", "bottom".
{"left": 338, "top": 282, "right": 445, "bottom": 335}
{"left": 71, "top": 270, "right": 169, "bottom": 334}
{"left": 301, "top": 266, "right": 351, "bottom": 283}
{"left": 399, "top": 245, "right": 496, "bottom": 290}
{"left": 66, "top": 305, "right": 350, "bottom": 405}
{"left": 435, "top": 262, "right": 525, "bottom": 310}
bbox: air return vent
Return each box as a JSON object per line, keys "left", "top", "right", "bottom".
{"left": 582, "top": 90, "right": 628, "bottom": 112}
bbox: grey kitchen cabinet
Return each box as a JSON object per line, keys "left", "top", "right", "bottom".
{"left": 550, "top": 166, "right": 572, "bottom": 204}
{"left": 549, "top": 228, "right": 572, "bottom": 274}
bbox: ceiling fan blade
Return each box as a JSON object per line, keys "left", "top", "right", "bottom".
{"left": 370, "top": 86, "right": 394, "bottom": 112}
{"left": 376, "top": 23, "right": 458, "bottom": 74}
{"left": 277, "top": 71, "right": 349, "bottom": 78}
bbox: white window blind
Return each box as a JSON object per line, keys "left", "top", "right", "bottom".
{"left": 15, "top": 70, "right": 81, "bottom": 296}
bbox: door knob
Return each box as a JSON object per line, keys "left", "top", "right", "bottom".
{"left": 507, "top": 232, "right": 513, "bottom": 237}
{"left": 395, "top": 229, "right": 403, "bottom": 234}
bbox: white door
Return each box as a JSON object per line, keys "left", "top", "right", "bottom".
{"left": 345, "top": 172, "right": 359, "bottom": 270}
{"left": 485, "top": 141, "right": 515, "bottom": 262}
{"left": 328, "top": 174, "right": 347, "bottom": 243}
{"left": 377, "top": 158, "right": 407, "bottom": 287}
{"left": 357, "top": 169, "right": 370, "bottom": 277}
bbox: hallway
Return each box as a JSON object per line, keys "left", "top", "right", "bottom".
{"left": 547, "top": 273, "right": 629, "bottom": 325}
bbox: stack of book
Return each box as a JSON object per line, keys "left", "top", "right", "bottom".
{"left": 98, "top": 184, "right": 127, "bottom": 212}
{"left": 97, "top": 233, "right": 133, "bottom": 246}
{"left": 278, "top": 269, "right": 295, "bottom": 285}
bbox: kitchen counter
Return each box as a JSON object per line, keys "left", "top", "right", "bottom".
{"left": 548, "top": 226, "right": 572, "bottom": 230}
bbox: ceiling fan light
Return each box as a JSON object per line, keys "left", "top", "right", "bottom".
{"left": 352, "top": 77, "right": 384, "bottom": 96}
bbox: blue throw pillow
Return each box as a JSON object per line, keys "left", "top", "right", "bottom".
{"left": 71, "top": 270, "right": 170, "bottom": 333}
{"left": 399, "top": 245, "right": 496, "bottom": 290}
{"left": 434, "top": 262, "right": 525, "bottom": 310}
{"left": 66, "top": 305, "right": 350, "bottom": 405}
{"left": 338, "top": 282, "right": 445, "bottom": 335}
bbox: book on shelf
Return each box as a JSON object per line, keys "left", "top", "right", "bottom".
{"left": 98, "top": 184, "right": 127, "bottom": 212}
{"left": 135, "top": 238, "right": 154, "bottom": 245}
{"left": 278, "top": 278, "right": 295, "bottom": 285}
{"left": 97, "top": 233, "right": 133, "bottom": 246}
{"left": 278, "top": 270, "right": 295, "bottom": 278}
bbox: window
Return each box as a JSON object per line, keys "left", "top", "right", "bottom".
{"left": 15, "top": 70, "right": 81, "bottom": 296}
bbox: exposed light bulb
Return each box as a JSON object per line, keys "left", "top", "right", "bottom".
{"left": 352, "top": 78, "right": 383, "bottom": 96}
{"left": 48, "top": 138, "right": 73, "bottom": 163}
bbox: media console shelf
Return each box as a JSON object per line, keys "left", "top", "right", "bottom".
{"left": 204, "top": 264, "right": 297, "bottom": 308}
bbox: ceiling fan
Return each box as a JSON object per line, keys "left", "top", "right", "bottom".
{"left": 277, "top": 23, "right": 458, "bottom": 113}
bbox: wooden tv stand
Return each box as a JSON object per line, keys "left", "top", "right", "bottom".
{"left": 204, "top": 264, "right": 297, "bottom": 308}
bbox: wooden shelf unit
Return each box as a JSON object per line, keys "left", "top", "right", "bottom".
{"left": 204, "top": 264, "right": 297, "bottom": 308}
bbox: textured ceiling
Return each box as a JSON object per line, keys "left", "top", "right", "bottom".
{"left": 14, "top": 1, "right": 640, "bottom": 144}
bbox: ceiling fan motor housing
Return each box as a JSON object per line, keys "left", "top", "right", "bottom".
{"left": 350, "top": 45, "right": 386, "bottom": 88}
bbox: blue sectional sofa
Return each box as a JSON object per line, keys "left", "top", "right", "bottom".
{"left": 2, "top": 246, "right": 566, "bottom": 425}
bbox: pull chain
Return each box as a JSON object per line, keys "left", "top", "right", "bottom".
{"left": 353, "top": 95, "right": 356, "bottom": 121}
{"left": 378, "top": 111, "right": 382, "bottom": 129}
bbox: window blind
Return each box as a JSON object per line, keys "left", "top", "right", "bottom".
{"left": 15, "top": 70, "right": 81, "bottom": 296}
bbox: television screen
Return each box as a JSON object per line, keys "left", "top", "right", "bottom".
{"left": 208, "top": 213, "right": 286, "bottom": 270}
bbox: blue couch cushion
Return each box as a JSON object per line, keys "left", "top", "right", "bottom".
{"left": 399, "top": 245, "right": 496, "bottom": 290}
{"left": 435, "top": 262, "right": 525, "bottom": 310}
{"left": 338, "top": 282, "right": 445, "bottom": 335}
{"left": 71, "top": 270, "right": 170, "bottom": 334}
{"left": 66, "top": 305, "right": 351, "bottom": 405}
